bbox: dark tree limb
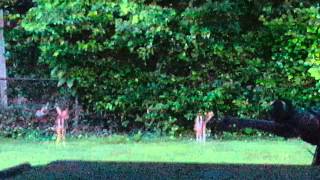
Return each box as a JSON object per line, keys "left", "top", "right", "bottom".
{"left": 211, "top": 116, "right": 320, "bottom": 166}
{"left": 211, "top": 100, "right": 320, "bottom": 166}
{"left": 214, "top": 117, "right": 300, "bottom": 138}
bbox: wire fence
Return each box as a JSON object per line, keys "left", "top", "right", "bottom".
{"left": 0, "top": 77, "right": 117, "bottom": 136}
{"left": 0, "top": 77, "right": 83, "bottom": 121}
{"left": 0, "top": 77, "right": 59, "bottom": 108}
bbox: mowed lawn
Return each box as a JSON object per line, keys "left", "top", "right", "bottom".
{"left": 0, "top": 137, "right": 315, "bottom": 170}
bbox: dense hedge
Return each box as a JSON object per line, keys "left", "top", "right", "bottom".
{"left": 2, "top": 0, "right": 320, "bottom": 135}
{"left": 2, "top": 0, "right": 47, "bottom": 77}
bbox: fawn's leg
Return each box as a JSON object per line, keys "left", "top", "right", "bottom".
{"left": 196, "top": 131, "right": 201, "bottom": 142}
{"left": 199, "top": 122, "right": 203, "bottom": 143}
{"left": 196, "top": 131, "right": 198, "bottom": 142}
{"left": 62, "top": 128, "right": 66, "bottom": 141}
{"left": 202, "top": 124, "right": 206, "bottom": 143}
{"left": 56, "top": 128, "right": 62, "bottom": 144}
{"left": 62, "top": 127, "right": 66, "bottom": 146}
{"left": 195, "top": 131, "right": 197, "bottom": 142}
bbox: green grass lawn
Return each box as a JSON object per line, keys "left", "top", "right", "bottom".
{"left": 0, "top": 137, "right": 315, "bottom": 171}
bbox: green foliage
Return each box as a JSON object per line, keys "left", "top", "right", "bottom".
{"left": 3, "top": 0, "right": 319, "bottom": 135}
{"left": 21, "top": 0, "right": 233, "bottom": 134}
{"left": 3, "top": 0, "right": 48, "bottom": 78}
{"left": 0, "top": 107, "right": 49, "bottom": 139}
{"left": 263, "top": 7, "right": 320, "bottom": 81}
{"left": 259, "top": 5, "right": 320, "bottom": 104}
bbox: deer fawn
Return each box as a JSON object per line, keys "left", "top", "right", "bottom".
{"left": 55, "top": 107, "right": 69, "bottom": 144}
{"left": 194, "top": 111, "right": 214, "bottom": 143}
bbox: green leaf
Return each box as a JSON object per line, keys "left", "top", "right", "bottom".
{"left": 67, "top": 79, "right": 74, "bottom": 88}
{"left": 308, "top": 67, "right": 320, "bottom": 80}
{"left": 58, "top": 78, "right": 66, "bottom": 87}
{"left": 132, "top": 15, "right": 139, "bottom": 24}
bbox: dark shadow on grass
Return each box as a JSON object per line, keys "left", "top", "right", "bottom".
{"left": 3, "top": 161, "right": 320, "bottom": 180}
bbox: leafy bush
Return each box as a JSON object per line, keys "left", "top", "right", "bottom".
{"left": 2, "top": 0, "right": 319, "bottom": 135}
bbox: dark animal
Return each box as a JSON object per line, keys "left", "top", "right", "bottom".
{"left": 212, "top": 100, "right": 320, "bottom": 166}
{"left": 270, "top": 100, "right": 294, "bottom": 123}
{"left": 270, "top": 100, "right": 320, "bottom": 146}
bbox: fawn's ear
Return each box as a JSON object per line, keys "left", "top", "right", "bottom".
{"left": 63, "top": 109, "right": 69, "bottom": 114}
{"left": 56, "top": 107, "right": 62, "bottom": 115}
{"left": 62, "top": 109, "right": 69, "bottom": 118}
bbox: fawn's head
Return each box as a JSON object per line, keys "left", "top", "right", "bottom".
{"left": 56, "top": 107, "right": 69, "bottom": 120}
{"left": 205, "top": 111, "right": 214, "bottom": 120}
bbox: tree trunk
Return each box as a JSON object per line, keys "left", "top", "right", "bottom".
{"left": 0, "top": 9, "right": 8, "bottom": 108}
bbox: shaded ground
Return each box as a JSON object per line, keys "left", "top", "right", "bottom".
{"left": 3, "top": 161, "right": 320, "bottom": 180}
